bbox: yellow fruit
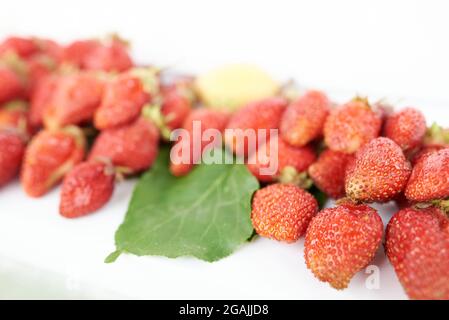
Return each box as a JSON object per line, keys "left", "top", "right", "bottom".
{"left": 195, "top": 64, "right": 280, "bottom": 112}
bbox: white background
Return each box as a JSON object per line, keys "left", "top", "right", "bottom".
{"left": 0, "top": 0, "right": 448, "bottom": 299}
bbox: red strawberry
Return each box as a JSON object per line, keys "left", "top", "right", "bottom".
{"left": 410, "top": 123, "right": 449, "bottom": 165}
{"left": 94, "top": 73, "right": 149, "bottom": 130}
{"left": 21, "top": 126, "right": 85, "bottom": 197}
{"left": 247, "top": 134, "right": 316, "bottom": 183}
{"left": 308, "top": 149, "right": 354, "bottom": 199}
{"left": 0, "top": 37, "right": 38, "bottom": 58}
{"left": 324, "top": 98, "right": 382, "bottom": 154}
{"left": 345, "top": 137, "right": 411, "bottom": 202}
{"left": 43, "top": 72, "right": 104, "bottom": 129}
{"left": 160, "top": 82, "right": 193, "bottom": 131}
{"left": 304, "top": 203, "right": 383, "bottom": 289}
{"left": 405, "top": 148, "right": 449, "bottom": 202}
{"left": 386, "top": 206, "right": 449, "bottom": 300}
{"left": 89, "top": 117, "right": 160, "bottom": 173}
{"left": 0, "top": 131, "right": 25, "bottom": 187}
{"left": 29, "top": 74, "right": 58, "bottom": 128}
{"left": 24, "top": 53, "right": 57, "bottom": 96}
{"left": 251, "top": 183, "right": 318, "bottom": 242}
{"left": 63, "top": 39, "right": 99, "bottom": 67}
{"left": 59, "top": 161, "right": 115, "bottom": 218}
{"left": 83, "top": 38, "right": 132, "bottom": 72}
{"left": 0, "top": 100, "right": 33, "bottom": 138}
{"left": 280, "top": 90, "right": 330, "bottom": 147}
{"left": 170, "top": 108, "right": 229, "bottom": 177}
{"left": 0, "top": 66, "right": 23, "bottom": 104}
{"left": 383, "top": 107, "right": 426, "bottom": 153}
{"left": 224, "top": 97, "right": 287, "bottom": 157}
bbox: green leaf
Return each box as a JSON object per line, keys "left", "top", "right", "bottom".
{"left": 309, "top": 186, "right": 328, "bottom": 209}
{"left": 107, "top": 147, "right": 259, "bottom": 263}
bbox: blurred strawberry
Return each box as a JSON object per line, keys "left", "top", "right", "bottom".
{"left": 21, "top": 126, "right": 86, "bottom": 197}
{"left": 410, "top": 123, "right": 449, "bottom": 165}
{"left": 0, "top": 66, "right": 23, "bottom": 104}
{"left": 89, "top": 117, "right": 160, "bottom": 173}
{"left": 169, "top": 108, "right": 229, "bottom": 177}
{"left": 225, "top": 97, "right": 287, "bottom": 157}
{"left": 43, "top": 72, "right": 104, "bottom": 129}
{"left": 63, "top": 39, "right": 99, "bottom": 67}
{"left": 0, "top": 37, "right": 39, "bottom": 58}
{"left": 247, "top": 134, "right": 316, "bottom": 184}
{"left": 324, "top": 98, "right": 382, "bottom": 154}
{"left": 29, "top": 74, "right": 58, "bottom": 128}
{"left": 0, "top": 131, "right": 26, "bottom": 187}
{"left": 0, "top": 100, "right": 33, "bottom": 138}
{"left": 280, "top": 90, "right": 330, "bottom": 147}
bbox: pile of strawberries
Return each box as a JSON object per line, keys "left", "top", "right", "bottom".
{"left": 0, "top": 35, "right": 448, "bottom": 300}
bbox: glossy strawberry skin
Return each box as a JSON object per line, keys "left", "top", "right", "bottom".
{"left": 247, "top": 135, "right": 316, "bottom": 182}
{"left": 0, "top": 67, "right": 23, "bottom": 104}
{"left": 21, "top": 127, "right": 85, "bottom": 197}
{"left": 386, "top": 207, "right": 449, "bottom": 300}
{"left": 224, "top": 97, "right": 287, "bottom": 157}
{"left": 89, "top": 117, "right": 160, "bottom": 173}
{"left": 405, "top": 148, "right": 449, "bottom": 201}
{"left": 94, "top": 74, "right": 149, "bottom": 130}
{"left": 384, "top": 107, "right": 426, "bottom": 153}
{"left": 308, "top": 149, "right": 354, "bottom": 199}
{"left": 324, "top": 99, "right": 382, "bottom": 154}
{"left": 280, "top": 90, "right": 330, "bottom": 147}
{"left": 0, "top": 131, "right": 25, "bottom": 187}
{"left": 345, "top": 137, "right": 411, "bottom": 202}
{"left": 251, "top": 183, "right": 318, "bottom": 242}
{"left": 59, "top": 161, "right": 115, "bottom": 218}
{"left": 170, "top": 108, "right": 229, "bottom": 177}
{"left": 43, "top": 73, "right": 104, "bottom": 129}
{"left": 304, "top": 203, "right": 383, "bottom": 289}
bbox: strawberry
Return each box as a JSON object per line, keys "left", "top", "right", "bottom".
{"left": 251, "top": 183, "right": 318, "bottom": 242}
{"left": 345, "top": 137, "right": 411, "bottom": 202}
{"left": 280, "top": 90, "right": 330, "bottom": 147}
{"left": 324, "top": 98, "right": 382, "bottom": 154}
{"left": 0, "top": 37, "right": 38, "bottom": 58}
{"left": 89, "top": 117, "right": 160, "bottom": 173}
{"left": 308, "top": 149, "right": 354, "bottom": 199}
{"left": 63, "top": 39, "right": 99, "bottom": 67}
{"left": 224, "top": 97, "right": 287, "bottom": 157}
{"left": 160, "top": 82, "right": 193, "bottom": 131}
{"left": 43, "top": 72, "right": 104, "bottom": 129}
{"left": 0, "top": 131, "right": 25, "bottom": 187}
{"left": 304, "top": 203, "right": 383, "bottom": 289}
{"left": 386, "top": 206, "right": 449, "bottom": 299}
{"left": 169, "top": 108, "right": 229, "bottom": 177}
{"left": 0, "top": 66, "right": 23, "bottom": 104}
{"left": 246, "top": 134, "right": 316, "bottom": 183}
{"left": 383, "top": 107, "right": 426, "bottom": 153}
{"left": 405, "top": 148, "right": 449, "bottom": 202}
{"left": 29, "top": 74, "right": 58, "bottom": 128}
{"left": 59, "top": 161, "right": 115, "bottom": 218}
{"left": 21, "top": 126, "right": 85, "bottom": 197}
{"left": 83, "top": 38, "right": 132, "bottom": 72}
{"left": 0, "top": 100, "right": 33, "bottom": 138}
{"left": 410, "top": 123, "right": 449, "bottom": 165}
{"left": 94, "top": 73, "right": 149, "bottom": 130}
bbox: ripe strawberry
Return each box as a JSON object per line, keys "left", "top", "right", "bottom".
{"left": 29, "top": 74, "right": 58, "bottom": 128}
{"left": 410, "top": 123, "right": 449, "bottom": 165}
{"left": 59, "top": 161, "right": 115, "bottom": 218}
{"left": 405, "top": 148, "right": 449, "bottom": 202}
{"left": 324, "top": 98, "right": 382, "bottom": 154}
{"left": 0, "top": 37, "right": 38, "bottom": 58}
{"left": 386, "top": 206, "right": 449, "bottom": 300}
{"left": 43, "top": 72, "right": 104, "bottom": 129}
{"left": 160, "top": 82, "right": 193, "bottom": 131}
{"left": 251, "top": 183, "right": 318, "bottom": 242}
{"left": 0, "top": 100, "right": 33, "bottom": 137}
{"left": 0, "top": 131, "right": 25, "bottom": 187}
{"left": 224, "top": 97, "right": 287, "bottom": 157}
{"left": 280, "top": 90, "right": 330, "bottom": 147}
{"left": 308, "top": 149, "right": 354, "bottom": 199}
{"left": 63, "top": 39, "right": 99, "bottom": 67}
{"left": 89, "top": 117, "right": 160, "bottom": 173}
{"left": 304, "top": 203, "right": 383, "bottom": 289}
{"left": 0, "top": 66, "right": 23, "bottom": 104}
{"left": 21, "top": 126, "right": 85, "bottom": 197}
{"left": 170, "top": 108, "right": 229, "bottom": 177}
{"left": 25, "top": 53, "right": 58, "bottom": 96}
{"left": 83, "top": 38, "right": 132, "bottom": 72}
{"left": 94, "top": 73, "right": 149, "bottom": 130}
{"left": 383, "top": 107, "right": 426, "bottom": 153}
{"left": 345, "top": 137, "right": 411, "bottom": 202}
{"left": 246, "top": 135, "right": 316, "bottom": 183}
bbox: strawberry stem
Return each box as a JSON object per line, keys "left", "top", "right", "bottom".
{"left": 278, "top": 166, "right": 312, "bottom": 189}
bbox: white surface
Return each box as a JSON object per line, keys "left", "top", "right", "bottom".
{"left": 0, "top": 0, "right": 448, "bottom": 299}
